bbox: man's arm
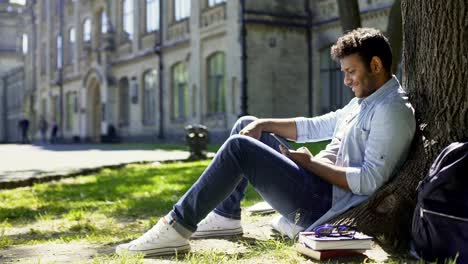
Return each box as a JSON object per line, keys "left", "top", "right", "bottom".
{"left": 240, "top": 118, "right": 298, "bottom": 141}
{"left": 283, "top": 102, "right": 416, "bottom": 195}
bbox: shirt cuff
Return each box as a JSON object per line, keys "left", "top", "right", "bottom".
{"left": 346, "top": 167, "right": 361, "bottom": 194}
{"left": 294, "top": 117, "right": 308, "bottom": 142}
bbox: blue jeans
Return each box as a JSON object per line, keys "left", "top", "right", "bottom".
{"left": 170, "top": 116, "right": 332, "bottom": 238}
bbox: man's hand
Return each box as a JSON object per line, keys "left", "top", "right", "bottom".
{"left": 280, "top": 145, "right": 314, "bottom": 166}
{"left": 239, "top": 120, "right": 264, "bottom": 139}
{"left": 281, "top": 145, "right": 350, "bottom": 191}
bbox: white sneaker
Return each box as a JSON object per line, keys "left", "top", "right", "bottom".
{"left": 115, "top": 216, "right": 190, "bottom": 256}
{"left": 270, "top": 215, "right": 304, "bottom": 239}
{"left": 191, "top": 212, "right": 243, "bottom": 239}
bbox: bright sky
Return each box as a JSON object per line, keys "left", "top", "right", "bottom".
{"left": 10, "top": 0, "right": 26, "bottom": 5}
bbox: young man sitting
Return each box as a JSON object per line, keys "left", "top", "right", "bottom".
{"left": 116, "top": 27, "right": 416, "bottom": 257}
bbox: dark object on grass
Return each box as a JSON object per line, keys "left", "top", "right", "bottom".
{"left": 185, "top": 124, "right": 208, "bottom": 160}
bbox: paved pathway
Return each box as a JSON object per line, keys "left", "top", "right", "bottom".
{"left": 0, "top": 144, "right": 190, "bottom": 188}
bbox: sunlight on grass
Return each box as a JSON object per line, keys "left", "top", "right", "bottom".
{"left": 0, "top": 160, "right": 263, "bottom": 249}
{"left": 92, "top": 251, "right": 145, "bottom": 264}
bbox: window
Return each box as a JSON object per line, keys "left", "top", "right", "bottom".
{"left": 57, "top": 35, "right": 62, "bottom": 69}
{"left": 101, "top": 11, "right": 108, "bottom": 33}
{"left": 319, "top": 47, "right": 352, "bottom": 114}
{"left": 119, "top": 78, "right": 130, "bottom": 126}
{"left": 172, "top": 63, "right": 189, "bottom": 119}
{"left": 143, "top": 70, "right": 157, "bottom": 125}
{"left": 174, "top": 0, "right": 190, "bottom": 21}
{"left": 123, "top": 0, "right": 134, "bottom": 39}
{"left": 207, "top": 52, "right": 226, "bottom": 114}
{"left": 66, "top": 92, "right": 75, "bottom": 130}
{"left": 83, "top": 18, "right": 91, "bottom": 42}
{"left": 21, "top": 34, "right": 28, "bottom": 54}
{"left": 208, "top": 0, "right": 225, "bottom": 7}
{"left": 68, "top": 28, "right": 75, "bottom": 64}
{"left": 146, "top": 0, "right": 159, "bottom": 32}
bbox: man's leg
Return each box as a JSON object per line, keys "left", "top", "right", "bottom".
{"left": 170, "top": 134, "right": 332, "bottom": 236}
{"left": 211, "top": 116, "right": 257, "bottom": 220}
{"left": 116, "top": 121, "right": 332, "bottom": 256}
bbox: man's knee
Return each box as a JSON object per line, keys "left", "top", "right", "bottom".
{"left": 234, "top": 115, "right": 257, "bottom": 129}
{"left": 226, "top": 135, "right": 259, "bottom": 155}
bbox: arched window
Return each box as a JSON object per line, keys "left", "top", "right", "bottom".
{"left": 68, "top": 27, "right": 75, "bottom": 64}
{"left": 143, "top": 70, "right": 157, "bottom": 125}
{"left": 101, "top": 10, "right": 108, "bottom": 34}
{"left": 172, "top": 63, "right": 189, "bottom": 119}
{"left": 207, "top": 52, "right": 226, "bottom": 114}
{"left": 119, "top": 78, "right": 130, "bottom": 127}
{"left": 174, "top": 0, "right": 190, "bottom": 21}
{"left": 83, "top": 18, "right": 91, "bottom": 42}
{"left": 146, "top": 0, "right": 160, "bottom": 32}
{"left": 123, "top": 0, "right": 134, "bottom": 39}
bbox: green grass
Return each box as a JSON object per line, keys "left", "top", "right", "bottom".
{"left": 1, "top": 159, "right": 291, "bottom": 263}
{"left": 0, "top": 160, "right": 263, "bottom": 246}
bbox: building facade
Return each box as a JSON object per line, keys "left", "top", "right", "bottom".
{"left": 11, "top": 0, "right": 396, "bottom": 143}
{"left": 0, "top": 1, "right": 29, "bottom": 142}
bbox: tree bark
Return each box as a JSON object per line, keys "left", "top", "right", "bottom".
{"left": 330, "top": 0, "right": 468, "bottom": 254}
{"left": 386, "top": 0, "right": 402, "bottom": 74}
{"left": 336, "top": 0, "right": 361, "bottom": 33}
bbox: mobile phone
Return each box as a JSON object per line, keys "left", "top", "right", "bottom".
{"left": 270, "top": 133, "right": 290, "bottom": 150}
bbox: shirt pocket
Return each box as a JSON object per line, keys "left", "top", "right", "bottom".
{"left": 354, "top": 126, "right": 370, "bottom": 142}
{"left": 359, "top": 128, "right": 370, "bottom": 141}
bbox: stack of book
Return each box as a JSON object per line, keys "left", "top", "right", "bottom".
{"left": 296, "top": 231, "right": 372, "bottom": 261}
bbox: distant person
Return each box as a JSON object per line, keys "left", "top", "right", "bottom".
{"left": 50, "top": 121, "right": 58, "bottom": 144}
{"left": 38, "top": 116, "right": 48, "bottom": 143}
{"left": 18, "top": 117, "right": 30, "bottom": 144}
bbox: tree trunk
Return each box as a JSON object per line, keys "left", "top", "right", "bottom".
{"left": 386, "top": 0, "right": 402, "bottom": 74}
{"left": 336, "top": 0, "right": 361, "bottom": 33}
{"left": 330, "top": 0, "right": 468, "bottom": 254}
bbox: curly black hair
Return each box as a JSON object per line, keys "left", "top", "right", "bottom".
{"left": 331, "top": 28, "right": 393, "bottom": 73}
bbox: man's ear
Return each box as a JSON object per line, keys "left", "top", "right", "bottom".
{"left": 370, "top": 56, "right": 384, "bottom": 74}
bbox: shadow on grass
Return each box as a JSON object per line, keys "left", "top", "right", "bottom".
{"left": 0, "top": 163, "right": 204, "bottom": 224}
{"left": 0, "top": 160, "right": 263, "bottom": 228}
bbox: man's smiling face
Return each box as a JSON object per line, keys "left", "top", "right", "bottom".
{"left": 340, "top": 54, "right": 380, "bottom": 98}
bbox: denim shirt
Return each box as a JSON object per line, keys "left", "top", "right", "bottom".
{"left": 294, "top": 76, "right": 416, "bottom": 229}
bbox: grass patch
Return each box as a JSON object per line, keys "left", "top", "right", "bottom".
{"left": 0, "top": 160, "right": 265, "bottom": 249}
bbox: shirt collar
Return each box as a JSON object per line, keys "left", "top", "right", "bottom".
{"left": 358, "top": 75, "right": 399, "bottom": 107}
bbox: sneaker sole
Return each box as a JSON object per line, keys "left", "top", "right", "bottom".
{"left": 191, "top": 227, "right": 243, "bottom": 239}
{"left": 138, "top": 244, "right": 191, "bottom": 257}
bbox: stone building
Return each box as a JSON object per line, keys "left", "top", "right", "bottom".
{"left": 14, "top": 0, "right": 396, "bottom": 143}
{"left": 0, "top": 1, "right": 29, "bottom": 142}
